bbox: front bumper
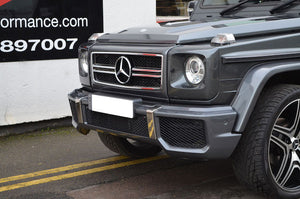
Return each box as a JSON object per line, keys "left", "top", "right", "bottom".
{"left": 68, "top": 89, "right": 241, "bottom": 159}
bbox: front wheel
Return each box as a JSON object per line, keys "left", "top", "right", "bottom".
{"left": 98, "top": 132, "right": 162, "bottom": 158}
{"left": 232, "top": 84, "right": 300, "bottom": 199}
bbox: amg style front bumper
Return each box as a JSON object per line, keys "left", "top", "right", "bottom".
{"left": 68, "top": 88, "right": 241, "bottom": 159}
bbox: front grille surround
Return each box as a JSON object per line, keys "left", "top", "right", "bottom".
{"left": 91, "top": 52, "right": 163, "bottom": 90}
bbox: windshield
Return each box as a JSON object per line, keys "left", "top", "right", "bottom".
{"left": 202, "top": 0, "right": 281, "bottom": 6}
{"left": 190, "top": 0, "right": 300, "bottom": 21}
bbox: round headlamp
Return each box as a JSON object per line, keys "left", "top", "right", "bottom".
{"left": 185, "top": 56, "right": 205, "bottom": 85}
{"left": 79, "top": 50, "right": 89, "bottom": 75}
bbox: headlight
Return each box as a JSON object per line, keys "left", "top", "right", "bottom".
{"left": 79, "top": 50, "right": 89, "bottom": 76}
{"left": 185, "top": 56, "right": 205, "bottom": 85}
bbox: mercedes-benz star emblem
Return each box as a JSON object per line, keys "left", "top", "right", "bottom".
{"left": 114, "top": 56, "right": 132, "bottom": 84}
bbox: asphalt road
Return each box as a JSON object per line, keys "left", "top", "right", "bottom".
{"left": 0, "top": 127, "right": 266, "bottom": 199}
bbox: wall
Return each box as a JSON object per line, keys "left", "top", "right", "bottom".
{"left": 0, "top": 0, "right": 156, "bottom": 126}
{"left": 103, "top": 0, "right": 156, "bottom": 33}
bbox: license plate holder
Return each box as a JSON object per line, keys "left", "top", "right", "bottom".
{"left": 91, "top": 95, "right": 140, "bottom": 118}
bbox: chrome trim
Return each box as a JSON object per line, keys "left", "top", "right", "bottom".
{"left": 94, "top": 65, "right": 115, "bottom": 70}
{"left": 68, "top": 94, "right": 86, "bottom": 125}
{"left": 114, "top": 56, "right": 132, "bottom": 85}
{"left": 91, "top": 52, "right": 163, "bottom": 90}
{"left": 132, "top": 68, "right": 161, "bottom": 73}
{"left": 147, "top": 107, "right": 160, "bottom": 139}
{"left": 94, "top": 70, "right": 115, "bottom": 75}
{"left": 76, "top": 99, "right": 84, "bottom": 124}
{"left": 132, "top": 74, "right": 161, "bottom": 78}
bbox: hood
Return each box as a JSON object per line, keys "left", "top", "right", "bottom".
{"left": 97, "top": 16, "right": 300, "bottom": 45}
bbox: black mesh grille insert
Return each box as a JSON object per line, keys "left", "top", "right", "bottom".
{"left": 85, "top": 107, "right": 149, "bottom": 137}
{"left": 159, "top": 117, "right": 207, "bottom": 149}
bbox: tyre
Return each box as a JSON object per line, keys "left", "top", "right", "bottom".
{"left": 232, "top": 84, "right": 300, "bottom": 199}
{"left": 98, "top": 132, "right": 162, "bottom": 158}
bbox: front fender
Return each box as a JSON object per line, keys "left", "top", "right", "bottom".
{"left": 232, "top": 61, "right": 300, "bottom": 132}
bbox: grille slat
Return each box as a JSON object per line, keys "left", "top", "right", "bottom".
{"left": 94, "top": 65, "right": 115, "bottom": 69}
{"left": 132, "top": 68, "right": 161, "bottom": 73}
{"left": 159, "top": 117, "right": 207, "bottom": 149}
{"left": 132, "top": 74, "right": 161, "bottom": 78}
{"left": 94, "top": 70, "right": 115, "bottom": 75}
{"left": 91, "top": 53, "right": 162, "bottom": 89}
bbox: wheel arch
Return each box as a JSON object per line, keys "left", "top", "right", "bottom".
{"left": 232, "top": 61, "right": 300, "bottom": 132}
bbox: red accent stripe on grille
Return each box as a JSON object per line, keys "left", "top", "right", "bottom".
{"left": 142, "top": 53, "right": 158, "bottom": 57}
{"left": 0, "top": 0, "right": 11, "bottom": 7}
{"left": 141, "top": 87, "right": 154, "bottom": 90}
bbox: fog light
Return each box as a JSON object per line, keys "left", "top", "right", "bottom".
{"left": 185, "top": 56, "right": 205, "bottom": 85}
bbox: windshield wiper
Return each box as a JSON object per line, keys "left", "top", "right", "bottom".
{"left": 270, "top": 0, "right": 299, "bottom": 14}
{"left": 220, "top": 0, "right": 250, "bottom": 16}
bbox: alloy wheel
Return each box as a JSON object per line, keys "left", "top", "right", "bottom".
{"left": 269, "top": 99, "right": 300, "bottom": 191}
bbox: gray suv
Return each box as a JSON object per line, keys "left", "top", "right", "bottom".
{"left": 68, "top": 0, "right": 300, "bottom": 198}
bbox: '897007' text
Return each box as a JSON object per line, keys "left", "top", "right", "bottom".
{"left": 0, "top": 38, "right": 78, "bottom": 52}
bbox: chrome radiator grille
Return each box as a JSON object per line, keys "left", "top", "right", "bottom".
{"left": 91, "top": 52, "right": 163, "bottom": 89}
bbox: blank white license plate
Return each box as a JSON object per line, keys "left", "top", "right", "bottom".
{"left": 91, "top": 95, "right": 136, "bottom": 118}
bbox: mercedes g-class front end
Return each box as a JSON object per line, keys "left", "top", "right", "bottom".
{"left": 69, "top": 0, "right": 300, "bottom": 198}
{"left": 69, "top": 41, "right": 241, "bottom": 159}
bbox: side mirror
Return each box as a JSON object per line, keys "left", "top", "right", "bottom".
{"left": 187, "top": 1, "right": 197, "bottom": 16}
